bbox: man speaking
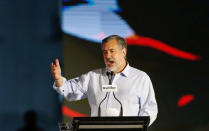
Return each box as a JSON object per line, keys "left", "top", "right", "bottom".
{"left": 51, "top": 35, "right": 158, "bottom": 125}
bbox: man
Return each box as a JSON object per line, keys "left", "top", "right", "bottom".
{"left": 51, "top": 35, "right": 158, "bottom": 125}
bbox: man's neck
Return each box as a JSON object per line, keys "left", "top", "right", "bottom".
{"left": 114, "top": 61, "right": 127, "bottom": 74}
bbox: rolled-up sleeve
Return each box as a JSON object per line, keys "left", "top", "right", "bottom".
{"left": 53, "top": 72, "right": 90, "bottom": 101}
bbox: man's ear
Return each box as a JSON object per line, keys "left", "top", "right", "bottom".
{"left": 122, "top": 48, "right": 127, "bottom": 57}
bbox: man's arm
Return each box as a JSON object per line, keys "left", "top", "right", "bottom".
{"left": 139, "top": 74, "right": 158, "bottom": 126}
{"left": 50, "top": 59, "right": 89, "bottom": 101}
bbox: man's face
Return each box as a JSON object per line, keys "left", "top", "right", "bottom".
{"left": 102, "top": 39, "right": 127, "bottom": 73}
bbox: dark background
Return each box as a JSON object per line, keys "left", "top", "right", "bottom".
{"left": 0, "top": 0, "right": 62, "bottom": 130}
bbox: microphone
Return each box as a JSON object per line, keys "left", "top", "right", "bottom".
{"left": 98, "top": 92, "right": 108, "bottom": 117}
{"left": 98, "top": 71, "right": 123, "bottom": 117}
{"left": 98, "top": 72, "right": 112, "bottom": 117}
{"left": 106, "top": 71, "right": 114, "bottom": 84}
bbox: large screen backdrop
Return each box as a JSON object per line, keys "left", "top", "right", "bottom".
{"left": 61, "top": 0, "right": 209, "bottom": 130}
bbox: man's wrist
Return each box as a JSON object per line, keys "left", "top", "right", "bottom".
{"left": 55, "top": 77, "right": 62, "bottom": 81}
{"left": 55, "top": 76, "right": 63, "bottom": 87}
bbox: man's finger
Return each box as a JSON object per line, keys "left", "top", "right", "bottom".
{"left": 51, "top": 62, "right": 55, "bottom": 69}
{"left": 50, "top": 63, "right": 53, "bottom": 69}
{"left": 55, "top": 58, "right": 60, "bottom": 67}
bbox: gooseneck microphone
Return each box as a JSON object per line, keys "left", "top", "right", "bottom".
{"left": 98, "top": 92, "right": 108, "bottom": 117}
{"left": 113, "top": 89, "right": 123, "bottom": 117}
{"left": 98, "top": 72, "right": 111, "bottom": 117}
{"left": 108, "top": 72, "right": 123, "bottom": 117}
{"left": 98, "top": 71, "right": 123, "bottom": 117}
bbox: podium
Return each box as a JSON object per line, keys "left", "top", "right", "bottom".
{"left": 71, "top": 116, "right": 150, "bottom": 131}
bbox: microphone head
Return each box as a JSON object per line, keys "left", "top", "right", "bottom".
{"left": 106, "top": 71, "right": 114, "bottom": 77}
{"left": 110, "top": 71, "right": 114, "bottom": 76}
{"left": 106, "top": 71, "right": 112, "bottom": 79}
{"left": 106, "top": 71, "right": 110, "bottom": 76}
{"left": 106, "top": 71, "right": 114, "bottom": 84}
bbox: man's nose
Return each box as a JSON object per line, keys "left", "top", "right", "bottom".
{"left": 106, "top": 52, "right": 112, "bottom": 58}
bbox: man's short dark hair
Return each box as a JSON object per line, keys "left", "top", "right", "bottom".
{"left": 102, "top": 35, "right": 127, "bottom": 51}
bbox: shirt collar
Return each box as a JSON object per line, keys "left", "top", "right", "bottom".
{"left": 120, "top": 63, "right": 130, "bottom": 77}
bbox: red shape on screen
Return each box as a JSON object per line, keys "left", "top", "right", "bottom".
{"left": 126, "top": 34, "right": 201, "bottom": 61}
{"left": 178, "top": 95, "right": 194, "bottom": 107}
{"left": 62, "top": 105, "right": 88, "bottom": 118}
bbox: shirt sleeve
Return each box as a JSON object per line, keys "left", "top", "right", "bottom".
{"left": 138, "top": 73, "right": 158, "bottom": 126}
{"left": 53, "top": 72, "right": 91, "bottom": 101}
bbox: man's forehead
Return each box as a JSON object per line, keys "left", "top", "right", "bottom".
{"left": 102, "top": 40, "right": 120, "bottom": 49}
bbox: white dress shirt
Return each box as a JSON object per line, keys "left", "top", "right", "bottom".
{"left": 53, "top": 64, "right": 158, "bottom": 125}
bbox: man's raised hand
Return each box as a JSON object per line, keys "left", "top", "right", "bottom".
{"left": 51, "top": 59, "right": 63, "bottom": 87}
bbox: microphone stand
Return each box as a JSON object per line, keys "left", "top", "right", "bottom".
{"left": 98, "top": 71, "right": 123, "bottom": 117}
{"left": 109, "top": 72, "right": 123, "bottom": 117}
